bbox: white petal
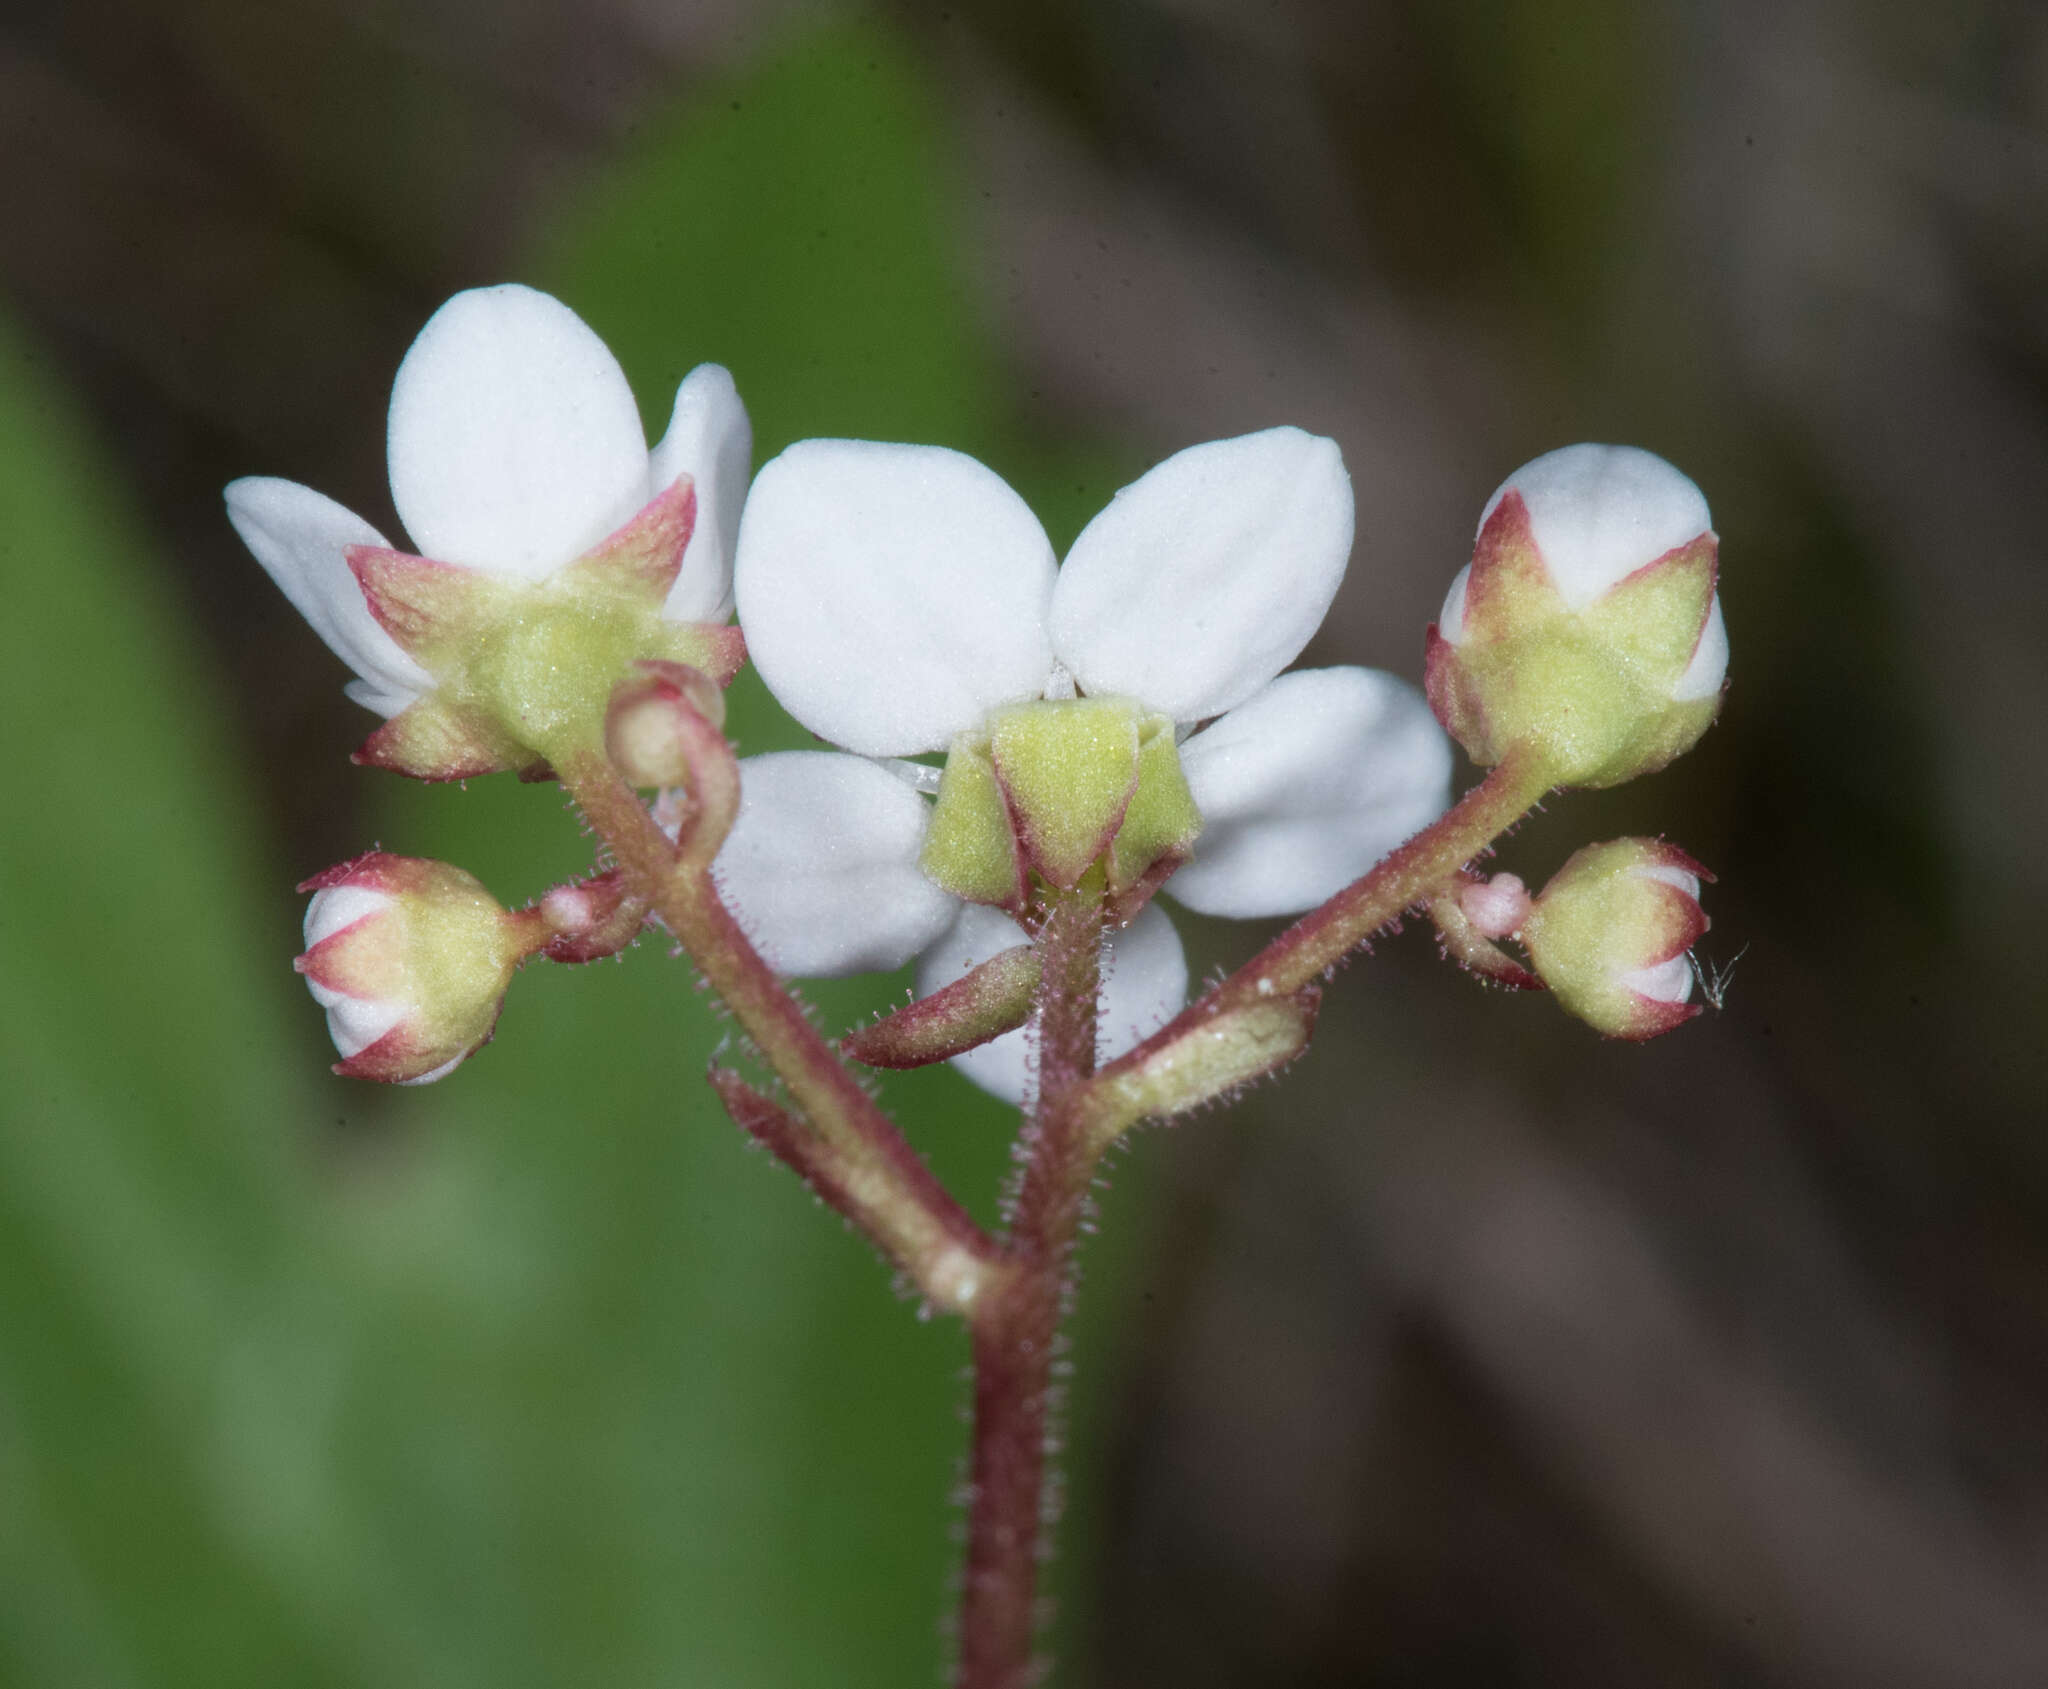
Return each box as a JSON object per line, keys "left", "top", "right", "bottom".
{"left": 225, "top": 477, "right": 432, "bottom": 715}
{"left": 1098, "top": 902, "right": 1191, "bottom": 1062}
{"left": 1437, "top": 562, "right": 1472, "bottom": 647}
{"left": 714, "top": 752, "right": 959, "bottom": 977}
{"left": 1621, "top": 954, "right": 1695, "bottom": 1005}
{"left": 1633, "top": 863, "right": 1702, "bottom": 900}
{"left": 387, "top": 285, "right": 650, "bottom": 579}
{"left": 915, "top": 903, "right": 1187, "bottom": 1105}
{"left": 1671, "top": 592, "right": 1728, "bottom": 701}
{"left": 649, "top": 363, "right": 752, "bottom": 623}
{"left": 733, "top": 440, "right": 1059, "bottom": 756}
{"left": 1050, "top": 428, "right": 1352, "bottom": 723}
{"left": 317, "top": 993, "right": 405, "bottom": 1060}
{"left": 398, "top": 1053, "right": 468, "bottom": 1087}
{"left": 1169, "top": 667, "right": 1452, "bottom": 918}
{"left": 1479, "top": 443, "right": 1710, "bottom": 610}
{"left": 304, "top": 885, "right": 391, "bottom": 947}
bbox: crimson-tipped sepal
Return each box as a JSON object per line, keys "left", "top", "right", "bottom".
{"left": 353, "top": 693, "right": 535, "bottom": 781}
{"left": 1520, "top": 837, "right": 1713, "bottom": 1040}
{"left": 1429, "top": 445, "right": 1728, "bottom": 789}
{"left": 346, "top": 546, "right": 510, "bottom": 669}
{"left": 295, "top": 852, "right": 542, "bottom": 1082}
{"left": 561, "top": 475, "right": 696, "bottom": 601}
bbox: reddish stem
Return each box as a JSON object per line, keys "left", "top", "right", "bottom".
{"left": 957, "top": 883, "right": 1104, "bottom": 1689}
{"left": 1092, "top": 748, "right": 1553, "bottom": 1096}
{"left": 563, "top": 748, "right": 999, "bottom": 1311}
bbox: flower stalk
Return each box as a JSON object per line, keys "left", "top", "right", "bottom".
{"left": 1085, "top": 744, "right": 1555, "bottom": 1128}
{"left": 560, "top": 742, "right": 999, "bottom": 1314}
{"left": 958, "top": 878, "right": 1107, "bottom": 1689}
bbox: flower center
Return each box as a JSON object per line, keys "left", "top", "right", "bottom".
{"left": 919, "top": 694, "right": 1202, "bottom": 922}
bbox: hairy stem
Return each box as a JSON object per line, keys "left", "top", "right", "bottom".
{"left": 562, "top": 748, "right": 1000, "bottom": 1312}
{"left": 1090, "top": 746, "right": 1554, "bottom": 1103}
{"left": 957, "top": 881, "right": 1105, "bottom": 1689}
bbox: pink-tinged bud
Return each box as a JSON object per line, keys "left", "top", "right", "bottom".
{"left": 535, "top": 869, "right": 647, "bottom": 964}
{"left": 1458, "top": 871, "right": 1531, "bottom": 938}
{"left": 1520, "top": 838, "right": 1713, "bottom": 1040}
{"left": 604, "top": 660, "right": 727, "bottom": 787}
{"left": 1426, "top": 444, "right": 1726, "bottom": 788}
{"left": 294, "top": 853, "right": 534, "bottom": 1082}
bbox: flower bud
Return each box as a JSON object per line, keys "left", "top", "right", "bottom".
{"left": 1458, "top": 871, "right": 1531, "bottom": 939}
{"left": 1521, "top": 838, "right": 1712, "bottom": 1040}
{"left": 604, "top": 660, "right": 727, "bottom": 788}
{"left": 1426, "top": 444, "right": 1727, "bottom": 788}
{"left": 294, "top": 853, "right": 532, "bottom": 1082}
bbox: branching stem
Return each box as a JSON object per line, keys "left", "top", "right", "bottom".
{"left": 570, "top": 727, "right": 1555, "bottom": 1689}
{"left": 561, "top": 748, "right": 1001, "bottom": 1314}
{"left": 1086, "top": 747, "right": 1555, "bottom": 1108}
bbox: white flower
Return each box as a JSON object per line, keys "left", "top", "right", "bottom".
{"left": 226, "top": 284, "right": 751, "bottom": 715}
{"left": 716, "top": 428, "right": 1454, "bottom": 1101}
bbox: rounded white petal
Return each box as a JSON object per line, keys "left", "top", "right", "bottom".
{"left": 1050, "top": 428, "right": 1353, "bottom": 723}
{"left": 225, "top": 477, "right": 432, "bottom": 715}
{"left": 316, "top": 992, "right": 406, "bottom": 1060}
{"left": 1169, "top": 667, "right": 1452, "bottom": 918}
{"left": 733, "top": 440, "right": 1058, "bottom": 756}
{"left": 1620, "top": 954, "right": 1695, "bottom": 1005}
{"left": 387, "top": 285, "right": 651, "bottom": 579}
{"left": 303, "top": 885, "right": 392, "bottom": 947}
{"left": 1098, "top": 901, "right": 1191, "bottom": 1062}
{"left": 1437, "top": 562, "right": 1472, "bottom": 647}
{"left": 915, "top": 902, "right": 1187, "bottom": 1105}
{"left": 715, "top": 752, "right": 959, "bottom": 977}
{"left": 398, "top": 1053, "right": 469, "bottom": 1087}
{"left": 1479, "top": 443, "right": 1711, "bottom": 610}
{"left": 649, "top": 363, "right": 752, "bottom": 622}
{"left": 1672, "top": 592, "right": 1728, "bottom": 701}
{"left": 1633, "top": 863, "right": 1702, "bottom": 900}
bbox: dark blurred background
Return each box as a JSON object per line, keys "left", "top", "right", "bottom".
{"left": 4, "top": 1, "right": 2046, "bottom": 1684}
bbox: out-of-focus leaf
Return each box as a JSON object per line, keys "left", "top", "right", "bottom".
{"left": 0, "top": 313, "right": 367, "bottom": 1684}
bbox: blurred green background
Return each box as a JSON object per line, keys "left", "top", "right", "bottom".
{"left": 3, "top": 2, "right": 2046, "bottom": 1685}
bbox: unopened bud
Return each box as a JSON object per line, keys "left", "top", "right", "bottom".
{"left": 1521, "top": 837, "right": 1712, "bottom": 1040}
{"left": 605, "top": 661, "right": 726, "bottom": 788}
{"left": 1458, "top": 871, "right": 1531, "bottom": 938}
{"left": 1089, "top": 988, "right": 1318, "bottom": 1142}
{"left": 842, "top": 942, "right": 1041, "bottom": 1068}
{"left": 1426, "top": 444, "right": 1727, "bottom": 788}
{"left": 295, "top": 853, "right": 532, "bottom": 1082}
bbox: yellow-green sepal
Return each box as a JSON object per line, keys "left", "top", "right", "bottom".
{"left": 921, "top": 732, "right": 1027, "bottom": 911}
{"left": 989, "top": 695, "right": 1142, "bottom": 889}
{"left": 1108, "top": 713, "right": 1203, "bottom": 914}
